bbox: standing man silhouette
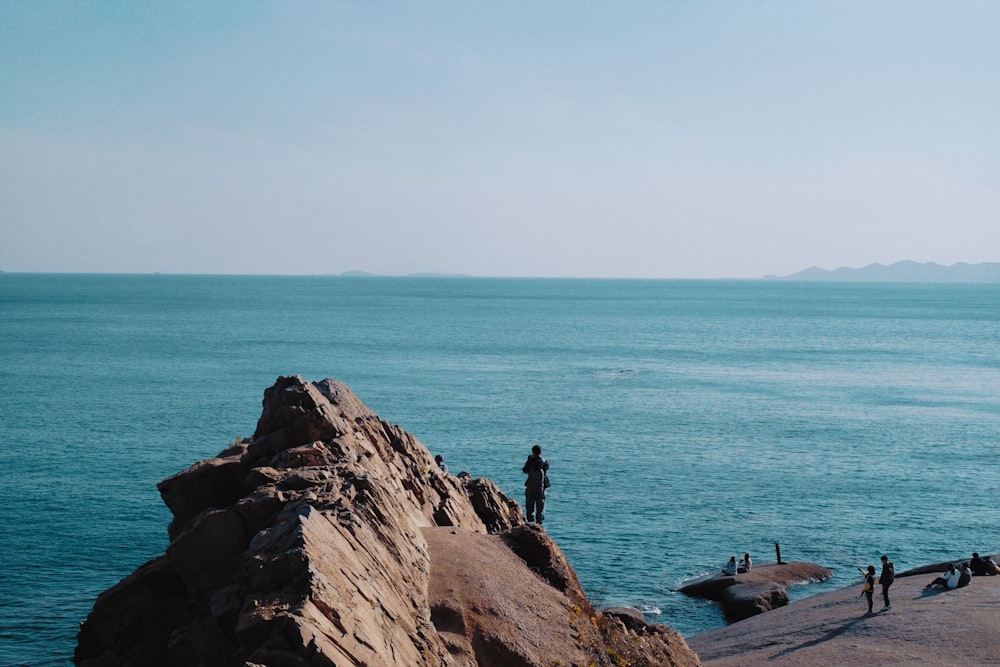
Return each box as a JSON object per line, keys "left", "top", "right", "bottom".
{"left": 522, "top": 445, "right": 549, "bottom": 524}
{"left": 879, "top": 554, "right": 895, "bottom": 610}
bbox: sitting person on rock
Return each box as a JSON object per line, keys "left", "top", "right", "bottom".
{"left": 957, "top": 562, "right": 972, "bottom": 587}
{"left": 738, "top": 553, "right": 752, "bottom": 573}
{"left": 970, "top": 552, "right": 999, "bottom": 576}
{"left": 722, "top": 556, "right": 738, "bottom": 575}
{"left": 926, "top": 564, "right": 960, "bottom": 589}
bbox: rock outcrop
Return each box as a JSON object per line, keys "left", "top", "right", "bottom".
{"left": 687, "top": 567, "right": 1000, "bottom": 666}
{"left": 75, "top": 375, "right": 701, "bottom": 667}
{"left": 678, "top": 562, "right": 833, "bottom": 622}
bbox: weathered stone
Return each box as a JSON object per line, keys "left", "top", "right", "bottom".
{"left": 232, "top": 488, "right": 286, "bottom": 536}
{"left": 502, "top": 523, "right": 577, "bottom": 591}
{"left": 604, "top": 606, "right": 648, "bottom": 631}
{"left": 268, "top": 441, "right": 331, "bottom": 469}
{"left": 718, "top": 582, "right": 789, "bottom": 620}
{"left": 74, "top": 556, "right": 191, "bottom": 666}
{"left": 426, "top": 526, "right": 701, "bottom": 667}
{"left": 463, "top": 475, "right": 523, "bottom": 533}
{"left": 249, "top": 378, "right": 346, "bottom": 458}
{"left": 76, "top": 375, "right": 701, "bottom": 666}
{"left": 679, "top": 561, "right": 833, "bottom": 621}
{"left": 158, "top": 455, "right": 249, "bottom": 539}
{"left": 165, "top": 617, "right": 234, "bottom": 667}
{"left": 166, "top": 508, "right": 247, "bottom": 595}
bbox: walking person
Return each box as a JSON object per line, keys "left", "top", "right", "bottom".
{"left": 879, "top": 554, "right": 895, "bottom": 610}
{"left": 522, "top": 445, "right": 549, "bottom": 524}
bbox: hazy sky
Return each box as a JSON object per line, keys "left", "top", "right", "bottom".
{"left": 2, "top": 2, "right": 998, "bottom": 278}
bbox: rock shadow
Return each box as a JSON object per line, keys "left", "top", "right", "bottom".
{"left": 918, "top": 586, "right": 957, "bottom": 599}
{"left": 773, "top": 615, "right": 870, "bottom": 658}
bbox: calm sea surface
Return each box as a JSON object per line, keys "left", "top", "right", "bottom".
{"left": 2, "top": 274, "right": 999, "bottom": 665}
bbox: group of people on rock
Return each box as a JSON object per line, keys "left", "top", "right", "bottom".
{"left": 436, "top": 445, "right": 999, "bottom": 621}
{"left": 925, "top": 562, "right": 971, "bottom": 590}
{"left": 721, "top": 553, "right": 753, "bottom": 575}
{"left": 857, "top": 555, "right": 895, "bottom": 614}
{"left": 925, "top": 552, "right": 1000, "bottom": 590}
{"left": 970, "top": 552, "right": 1000, "bottom": 576}
{"left": 854, "top": 551, "right": 999, "bottom": 614}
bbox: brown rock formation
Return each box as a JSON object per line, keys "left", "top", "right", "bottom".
{"left": 679, "top": 562, "right": 833, "bottom": 621}
{"left": 75, "top": 375, "right": 701, "bottom": 667}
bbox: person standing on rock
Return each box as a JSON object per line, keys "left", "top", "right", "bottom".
{"left": 879, "top": 554, "right": 894, "bottom": 610}
{"left": 522, "top": 445, "right": 549, "bottom": 524}
{"left": 858, "top": 565, "right": 876, "bottom": 614}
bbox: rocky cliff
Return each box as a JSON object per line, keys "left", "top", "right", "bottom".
{"left": 75, "top": 375, "right": 701, "bottom": 667}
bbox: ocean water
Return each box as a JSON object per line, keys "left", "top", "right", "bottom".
{"left": 1, "top": 274, "right": 999, "bottom": 666}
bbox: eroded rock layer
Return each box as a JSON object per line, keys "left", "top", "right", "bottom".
{"left": 75, "top": 375, "right": 700, "bottom": 667}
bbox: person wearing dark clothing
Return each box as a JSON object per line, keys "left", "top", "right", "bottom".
{"left": 958, "top": 562, "right": 972, "bottom": 587}
{"left": 522, "top": 444, "right": 549, "bottom": 524}
{"left": 970, "top": 552, "right": 999, "bottom": 576}
{"left": 879, "top": 554, "right": 894, "bottom": 610}
{"left": 858, "top": 565, "right": 876, "bottom": 614}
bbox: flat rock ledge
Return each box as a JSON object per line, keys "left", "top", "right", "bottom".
{"left": 688, "top": 562, "right": 1000, "bottom": 666}
{"left": 679, "top": 562, "right": 834, "bottom": 621}
{"left": 75, "top": 375, "right": 701, "bottom": 667}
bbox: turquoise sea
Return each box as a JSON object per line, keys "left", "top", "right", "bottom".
{"left": 2, "top": 274, "right": 999, "bottom": 666}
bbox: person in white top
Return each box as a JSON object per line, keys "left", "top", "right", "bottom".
{"left": 926, "top": 564, "right": 960, "bottom": 589}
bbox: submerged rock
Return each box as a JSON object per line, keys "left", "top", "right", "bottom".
{"left": 76, "top": 375, "right": 701, "bottom": 667}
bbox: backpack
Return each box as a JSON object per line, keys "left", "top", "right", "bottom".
{"left": 525, "top": 457, "right": 550, "bottom": 491}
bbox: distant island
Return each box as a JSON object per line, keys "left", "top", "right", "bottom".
{"left": 770, "top": 261, "right": 1000, "bottom": 283}
{"left": 338, "top": 270, "right": 475, "bottom": 278}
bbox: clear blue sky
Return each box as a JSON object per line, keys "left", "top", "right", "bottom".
{"left": 2, "top": 1, "right": 998, "bottom": 278}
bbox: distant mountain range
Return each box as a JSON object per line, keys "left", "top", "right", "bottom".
{"left": 771, "top": 261, "right": 1000, "bottom": 283}
{"left": 340, "top": 264, "right": 1000, "bottom": 282}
